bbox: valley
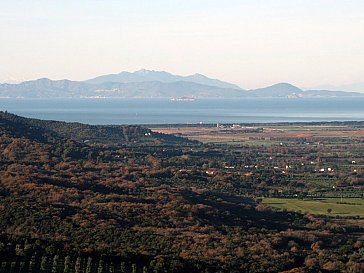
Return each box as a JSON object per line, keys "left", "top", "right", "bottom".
{"left": 0, "top": 112, "right": 364, "bottom": 272}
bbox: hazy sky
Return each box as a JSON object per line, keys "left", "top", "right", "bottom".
{"left": 1, "top": 0, "right": 364, "bottom": 89}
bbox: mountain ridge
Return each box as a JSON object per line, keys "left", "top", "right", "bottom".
{"left": 0, "top": 78, "right": 246, "bottom": 99}
{"left": 309, "top": 82, "right": 364, "bottom": 93}
{"left": 0, "top": 70, "right": 363, "bottom": 99}
{"left": 85, "top": 69, "right": 243, "bottom": 90}
{"left": 248, "top": 83, "right": 303, "bottom": 97}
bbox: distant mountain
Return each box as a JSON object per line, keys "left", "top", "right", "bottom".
{"left": 0, "top": 78, "right": 93, "bottom": 98}
{"left": 95, "top": 81, "right": 247, "bottom": 98}
{"left": 0, "top": 71, "right": 363, "bottom": 99}
{"left": 303, "top": 89, "right": 364, "bottom": 98}
{"left": 309, "top": 82, "right": 364, "bottom": 93}
{"left": 249, "top": 83, "right": 303, "bottom": 97}
{"left": 339, "top": 82, "right": 364, "bottom": 93}
{"left": 247, "top": 83, "right": 364, "bottom": 98}
{"left": 86, "top": 69, "right": 243, "bottom": 90}
{"left": 0, "top": 78, "right": 246, "bottom": 99}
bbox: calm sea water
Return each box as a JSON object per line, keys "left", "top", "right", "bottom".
{"left": 1, "top": 98, "right": 364, "bottom": 125}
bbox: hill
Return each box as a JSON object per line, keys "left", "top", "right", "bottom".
{"left": 249, "top": 83, "right": 364, "bottom": 98}
{"left": 0, "top": 114, "right": 363, "bottom": 272}
{"left": 310, "top": 82, "right": 364, "bottom": 93}
{"left": 0, "top": 111, "right": 194, "bottom": 145}
{"left": 249, "top": 83, "right": 303, "bottom": 97}
{"left": 1, "top": 70, "right": 364, "bottom": 99}
{"left": 85, "top": 69, "right": 243, "bottom": 90}
{"left": 0, "top": 78, "right": 246, "bottom": 99}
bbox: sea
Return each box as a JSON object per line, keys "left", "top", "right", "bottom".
{"left": 1, "top": 98, "right": 364, "bottom": 125}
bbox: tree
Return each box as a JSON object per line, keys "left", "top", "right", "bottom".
{"left": 63, "top": 256, "right": 71, "bottom": 273}
{"left": 119, "top": 262, "right": 127, "bottom": 273}
{"left": 40, "top": 256, "right": 49, "bottom": 272}
{"left": 109, "top": 262, "right": 115, "bottom": 273}
{"left": 98, "top": 260, "right": 105, "bottom": 273}
{"left": 74, "top": 257, "right": 82, "bottom": 273}
{"left": 86, "top": 257, "right": 93, "bottom": 273}
{"left": 132, "top": 264, "right": 137, "bottom": 273}
{"left": 29, "top": 255, "right": 37, "bottom": 273}
{"left": 51, "top": 255, "right": 59, "bottom": 273}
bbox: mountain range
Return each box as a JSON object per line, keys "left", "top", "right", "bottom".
{"left": 1, "top": 69, "right": 363, "bottom": 99}
{"left": 310, "top": 82, "right": 364, "bottom": 93}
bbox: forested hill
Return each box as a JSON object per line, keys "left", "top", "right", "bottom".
{"left": 1, "top": 113, "right": 364, "bottom": 272}
{"left": 0, "top": 111, "right": 194, "bottom": 145}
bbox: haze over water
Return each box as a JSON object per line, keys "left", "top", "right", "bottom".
{"left": 2, "top": 98, "right": 364, "bottom": 125}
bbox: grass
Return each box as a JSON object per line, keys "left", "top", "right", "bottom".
{"left": 262, "top": 197, "right": 364, "bottom": 217}
{"left": 189, "top": 136, "right": 278, "bottom": 146}
{"left": 237, "top": 140, "right": 278, "bottom": 147}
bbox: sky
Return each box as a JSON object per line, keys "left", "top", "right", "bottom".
{"left": 1, "top": 0, "right": 364, "bottom": 89}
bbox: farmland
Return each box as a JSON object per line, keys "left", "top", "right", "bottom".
{"left": 151, "top": 123, "right": 364, "bottom": 145}
{"left": 262, "top": 197, "right": 364, "bottom": 217}
{"left": 1, "top": 112, "right": 364, "bottom": 272}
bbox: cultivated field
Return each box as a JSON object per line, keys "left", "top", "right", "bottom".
{"left": 151, "top": 123, "right": 364, "bottom": 145}
{"left": 262, "top": 197, "right": 364, "bottom": 217}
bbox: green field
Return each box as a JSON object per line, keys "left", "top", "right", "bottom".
{"left": 262, "top": 198, "right": 364, "bottom": 217}
{"left": 188, "top": 138, "right": 278, "bottom": 147}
